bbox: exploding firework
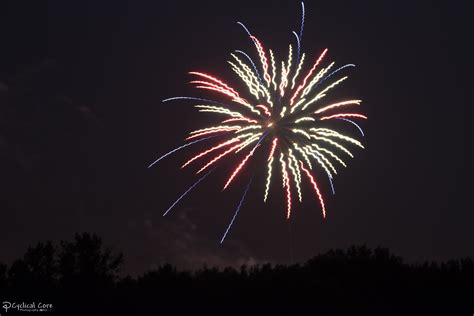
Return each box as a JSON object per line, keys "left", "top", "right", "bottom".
{"left": 150, "top": 2, "right": 366, "bottom": 242}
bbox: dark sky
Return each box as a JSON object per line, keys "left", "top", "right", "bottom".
{"left": 0, "top": 0, "right": 471, "bottom": 275}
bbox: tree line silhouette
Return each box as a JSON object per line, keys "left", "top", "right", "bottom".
{"left": 0, "top": 233, "right": 472, "bottom": 315}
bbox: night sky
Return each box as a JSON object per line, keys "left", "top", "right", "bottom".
{"left": 0, "top": 1, "right": 471, "bottom": 275}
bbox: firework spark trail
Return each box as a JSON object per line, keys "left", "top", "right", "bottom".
{"left": 311, "top": 136, "right": 354, "bottom": 157}
{"left": 301, "top": 76, "right": 348, "bottom": 111}
{"left": 191, "top": 80, "right": 234, "bottom": 92}
{"left": 263, "top": 138, "right": 278, "bottom": 202}
{"left": 285, "top": 45, "right": 293, "bottom": 87}
{"left": 294, "top": 117, "right": 315, "bottom": 123}
{"left": 181, "top": 138, "right": 240, "bottom": 168}
{"left": 220, "top": 177, "right": 253, "bottom": 244}
{"left": 314, "top": 100, "right": 362, "bottom": 114}
{"left": 162, "top": 97, "right": 231, "bottom": 107}
{"left": 221, "top": 117, "right": 258, "bottom": 124}
{"left": 296, "top": 2, "right": 305, "bottom": 64}
{"left": 300, "top": 161, "right": 326, "bottom": 218}
{"left": 314, "top": 149, "right": 337, "bottom": 175}
{"left": 189, "top": 72, "right": 241, "bottom": 96}
{"left": 311, "top": 128, "right": 364, "bottom": 148}
{"left": 197, "top": 143, "right": 244, "bottom": 174}
{"left": 337, "top": 118, "right": 365, "bottom": 136}
{"left": 231, "top": 54, "right": 263, "bottom": 91}
{"left": 186, "top": 127, "right": 240, "bottom": 140}
{"left": 195, "top": 105, "right": 244, "bottom": 118}
{"left": 193, "top": 84, "right": 251, "bottom": 109}
{"left": 292, "top": 31, "right": 300, "bottom": 64}
{"left": 328, "top": 175, "right": 335, "bottom": 195}
{"left": 288, "top": 149, "right": 303, "bottom": 202}
{"left": 190, "top": 72, "right": 257, "bottom": 112}
{"left": 264, "top": 156, "right": 274, "bottom": 202}
{"left": 299, "top": 2, "right": 305, "bottom": 47}
{"left": 268, "top": 138, "right": 278, "bottom": 161}
{"left": 280, "top": 61, "right": 288, "bottom": 97}
{"left": 189, "top": 125, "right": 241, "bottom": 135}
{"left": 292, "top": 128, "right": 312, "bottom": 140}
{"left": 228, "top": 60, "right": 260, "bottom": 99}
{"left": 280, "top": 106, "right": 288, "bottom": 118}
{"left": 320, "top": 113, "right": 368, "bottom": 120}
{"left": 234, "top": 133, "right": 262, "bottom": 152}
{"left": 187, "top": 126, "right": 241, "bottom": 137}
{"left": 226, "top": 128, "right": 267, "bottom": 163}
{"left": 163, "top": 168, "right": 216, "bottom": 216}
{"left": 234, "top": 50, "right": 263, "bottom": 84}
{"left": 283, "top": 160, "right": 293, "bottom": 219}
{"left": 235, "top": 125, "right": 262, "bottom": 134}
{"left": 237, "top": 21, "right": 253, "bottom": 37}
{"left": 269, "top": 50, "right": 278, "bottom": 91}
{"left": 256, "top": 104, "right": 271, "bottom": 117}
{"left": 290, "top": 97, "right": 307, "bottom": 114}
{"left": 290, "top": 48, "right": 328, "bottom": 106}
{"left": 301, "top": 62, "right": 335, "bottom": 99}
{"left": 223, "top": 143, "right": 260, "bottom": 190}
{"left": 148, "top": 135, "right": 219, "bottom": 168}
{"left": 279, "top": 153, "right": 286, "bottom": 187}
{"left": 315, "top": 64, "right": 355, "bottom": 89}
{"left": 261, "top": 85, "right": 274, "bottom": 109}
{"left": 312, "top": 144, "right": 347, "bottom": 167}
{"left": 251, "top": 36, "right": 272, "bottom": 86}
{"left": 304, "top": 146, "right": 334, "bottom": 178}
{"left": 194, "top": 85, "right": 247, "bottom": 106}
{"left": 293, "top": 143, "right": 312, "bottom": 169}
{"left": 291, "top": 53, "right": 306, "bottom": 90}
{"left": 279, "top": 153, "right": 293, "bottom": 218}
{"left": 230, "top": 53, "right": 264, "bottom": 98}
{"left": 234, "top": 135, "right": 262, "bottom": 153}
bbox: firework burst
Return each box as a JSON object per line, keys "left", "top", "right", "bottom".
{"left": 150, "top": 2, "right": 366, "bottom": 242}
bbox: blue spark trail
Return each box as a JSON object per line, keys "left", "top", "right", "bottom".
{"left": 237, "top": 21, "right": 253, "bottom": 37}
{"left": 148, "top": 135, "right": 219, "bottom": 168}
{"left": 299, "top": 2, "right": 305, "bottom": 43}
{"left": 162, "top": 96, "right": 231, "bottom": 107}
{"left": 337, "top": 118, "right": 365, "bottom": 136}
{"left": 163, "top": 168, "right": 216, "bottom": 216}
{"left": 315, "top": 64, "right": 356, "bottom": 89}
{"left": 220, "top": 177, "right": 253, "bottom": 244}
{"left": 234, "top": 50, "right": 263, "bottom": 84}
{"left": 328, "top": 175, "right": 335, "bottom": 195}
{"left": 257, "top": 131, "right": 269, "bottom": 146}
{"left": 292, "top": 31, "right": 301, "bottom": 65}
{"left": 296, "top": 2, "right": 305, "bottom": 64}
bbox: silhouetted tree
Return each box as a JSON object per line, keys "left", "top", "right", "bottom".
{"left": 7, "top": 259, "right": 30, "bottom": 289}
{"left": 0, "top": 262, "right": 6, "bottom": 287}
{"left": 22, "top": 241, "right": 57, "bottom": 284}
{"left": 58, "top": 233, "right": 123, "bottom": 287}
